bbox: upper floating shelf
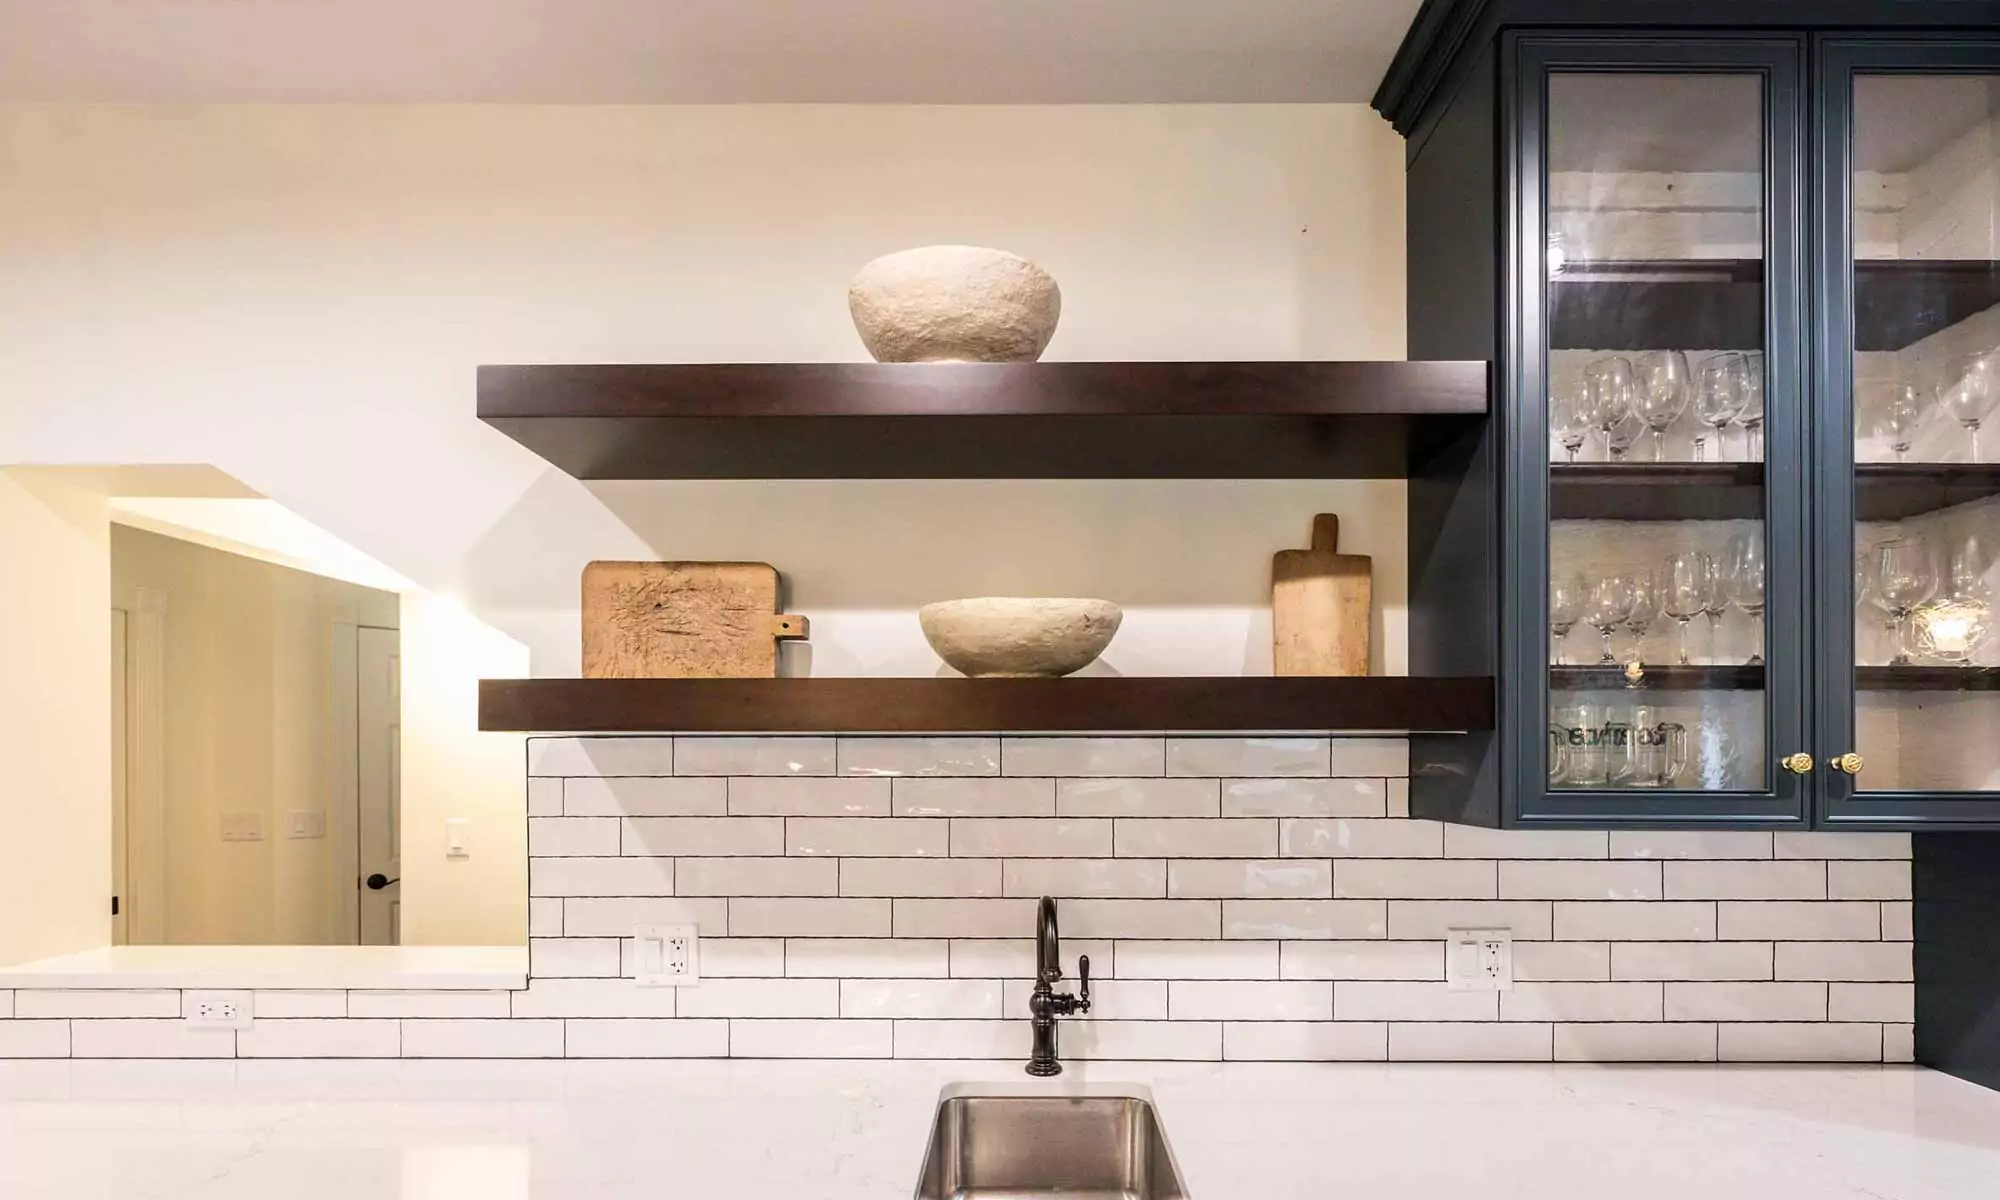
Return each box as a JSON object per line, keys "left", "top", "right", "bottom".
{"left": 1551, "top": 462, "right": 2000, "bottom": 522}
{"left": 1550, "top": 259, "right": 2000, "bottom": 353}
{"left": 476, "top": 361, "right": 1489, "bottom": 480}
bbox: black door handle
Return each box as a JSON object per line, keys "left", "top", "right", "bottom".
{"left": 365, "top": 873, "right": 399, "bottom": 890}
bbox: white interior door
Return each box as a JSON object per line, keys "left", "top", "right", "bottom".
{"left": 110, "top": 608, "right": 128, "bottom": 945}
{"left": 357, "top": 626, "right": 401, "bottom": 945}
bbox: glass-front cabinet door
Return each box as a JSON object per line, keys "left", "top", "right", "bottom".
{"left": 1512, "top": 39, "right": 1810, "bottom": 824}
{"left": 1819, "top": 41, "right": 2000, "bottom": 825}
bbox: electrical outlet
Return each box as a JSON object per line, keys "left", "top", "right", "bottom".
{"left": 633, "top": 924, "right": 699, "bottom": 987}
{"left": 1445, "top": 928, "right": 1513, "bottom": 992}
{"left": 184, "top": 990, "right": 254, "bottom": 1030}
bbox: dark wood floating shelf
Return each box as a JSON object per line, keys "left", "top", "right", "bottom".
{"left": 1858, "top": 666, "right": 2000, "bottom": 692}
{"left": 479, "top": 676, "right": 1496, "bottom": 734}
{"left": 1550, "top": 665, "right": 1999, "bottom": 692}
{"left": 1550, "top": 462, "right": 2000, "bottom": 522}
{"left": 477, "top": 361, "right": 1489, "bottom": 480}
{"left": 1550, "top": 259, "right": 2000, "bottom": 353}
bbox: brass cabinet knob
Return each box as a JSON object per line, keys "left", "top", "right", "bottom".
{"left": 1780, "top": 753, "right": 1814, "bottom": 775}
{"left": 1831, "top": 753, "right": 1865, "bottom": 775}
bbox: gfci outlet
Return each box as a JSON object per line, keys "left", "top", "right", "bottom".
{"left": 1445, "top": 928, "right": 1513, "bottom": 992}
{"left": 184, "top": 990, "right": 254, "bottom": 1030}
{"left": 634, "top": 924, "right": 699, "bottom": 987}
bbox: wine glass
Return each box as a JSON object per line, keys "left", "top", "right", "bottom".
{"left": 1634, "top": 351, "right": 1691, "bottom": 462}
{"left": 1604, "top": 411, "right": 1644, "bottom": 463}
{"left": 1938, "top": 351, "right": 1999, "bottom": 462}
{"left": 1663, "top": 551, "right": 1714, "bottom": 667}
{"left": 1856, "top": 546, "right": 1902, "bottom": 664}
{"left": 1550, "top": 572, "right": 1585, "bottom": 666}
{"left": 1585, "top": 574, "right": 1636, "bottom": 666}
{"left": 1583, "top": 356, "right": 1636, "bottom": 462}
{"left": 1874, "top": 384, "right": 1927, "bottom": 463}
{"left": 1624, "top": 568, "right": 1660, "bottom": 664}
{"left": 1738, "top": 351, "right": 1766, "bottom": 461}
{"left": 1911, "top": 536, "right": 1995, "bottom": 664}
{"left": 1693, "top": 352, "right": 1749, "bottom": 463}
{"left": 1551, "top": 385, "right": 1591, "bottom": 462}
{"left": 1701, "top": 551, "right": 1731, "bottom": 665}
{"left": 1723, "top": 533, "right": 1767, "bottom": 665}
{"left": 1874, "top": 537, "right": 1940, "bottom": 667}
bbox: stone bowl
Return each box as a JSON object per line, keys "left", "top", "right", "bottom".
{"left": 919, "top": 598, "right": 1121, "bottom": 678}
{"left": 848, "top": 246, "right": 1062, "bottom": 363}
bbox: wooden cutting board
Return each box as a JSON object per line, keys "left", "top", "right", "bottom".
{"left": 1272, "top": 514, "right": 1371, "bottom": 677}
{"left": 583, "top": 561, "right": 809, "bottom": 679}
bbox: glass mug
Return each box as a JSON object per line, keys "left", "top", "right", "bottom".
{"left": 1553, "top": 705, "right": 1632, "bottom": 787}
{"left": 1548, "top": 725, "right": 1571, "bottom": 785}
{"left": 1623, "top": 721, "right": 1690, "bottom": 788}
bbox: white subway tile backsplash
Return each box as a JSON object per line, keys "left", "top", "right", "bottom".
{"left": 1665, "top": 861, "right": 1825, "bottom": 900}
{"left": 729, "top": 898, "right": 891, "bottom": 938}
{"left": 0, "top": 990, "right": 10, "bottom": 1018}
{"left": 1327, "top": 739, "right": 1410, "bottom": 776}
{"left": 676, "top": 858, "right": 838, "bottom": 897}
{"left": 238, "top": 1020, "right": 398, "bottom": 1058}
{"left": 1067, "top": 1020, "right": 1222, "bottom": 1061}
{"left": 1513, "top": 942, "right": 1610, "bottom": 982}
{"left": 1280, "top": 941, "right": 1443, "bottom": 981}
{"left": 564, "top": 897, "right": 727, "bottom": 938}
{"left": 528, "top": 777, "right": 563, "bottom": 817}
{"left": 1773, "top": 833, "right": 1909, "bottom": 860}
{"left": 791, "top": 818, "right": 948, "bottom": 858}
{"left": 1718, "top": 1023, "right": 1883, "bottom": 1062}
{"left": 1666, "top": 982, "right": 1827, "bottom": 1022}
{"left": 1001, "top": 979, "right": 1165, "bottom": 1020}
{"left": 1284, "top": 818, "right": 1441, "bottom": 858}
{"left": 729, "top": 1019, "right": 890, "bottom": 1058}
{"left": 1221, "top": 777, "right": 1385, "bottom": 818}
{"left": 532, "top": 937, "right": 622, "bottom": 978}
{"left": 566, "top": 776, "right": 726, "bottom": 817}
{"left": 1223, "top": 1021, "right": 1388, "bottom": 1061}
{"left": 1443, "top": 826, "right": 1607, "bottom": 860}
{"left": 677, "top": 979, "right": 839, "bottom": 1019}
{"left": 1827, "top": 860, "right": 1911, "bottom": 900}
{"left": 1337, "top": 982, "right": 1497, "bottom": 1022}
{"left": 71, "top": 1020, "right": 235, "bottom": 1059}
{"left": 510, "top": 980, "right": 680, "bottom": 1019}
{"left": 1059, "top": 778, "right": 1219, "bottom": 818}
{"left": 727, "top": 777, "right": 889, "bottom": 817}
{"left": 1227, "top": 900, "right": 1388, "bottom": 940}
{"left": 1168, "top": 737, "right": 1328, "bottom": 778}
{"left": 892, "top": 1020, "right": 1024, "bottom": 1059}
{"left": 839, "top": 737, "right": 1000, "bottom": 778}
{"left": 843, "top": 858, "right": 1001, "bottom": 898}
{"left": 1884, "top": 1023, "right": 1915, "bottom": 1063}
{"left": 952, "top": 818, "right": 1111, "bottom": 858}
{"left": 896, "top": 778, "right": 1053, "bottom": 817}
{"left": 1830, "top": 982, "right": 1914, "bottom": 1023}
{"left": 630, "top": 938, "right": 785, "bottom": 979}
{"left": 623, "top": 817, "right": 783, "bottom": 858}
{"left": 1388, "top": 901, "right": 1553, "bottom": 940}
{"left": 401, "top": 1020, "right": 564, "bottom": 1058}
{"left": 785, "top": 939, "right": 948, "bottom": 979}
{"left": 564, "top": 1019, "right": 728, "bottom": 1058}
{"left": 252, "top": 990, "right": 346, "bottom": 1018}
{"left": 1120, "top": 819, "right": 1274, "bottom": 859}
{"left": 1167, "top": 859, "right": 1329, "bottom": 899}
{"left": 1337, "top": 860, "right": 1496, "bottom": 900}
{"left": 948, "top": 939, "right": 1112, "bottom": 980}
{"left": 1116, "top": 941, "right": 1278, "bottom": 980}
{"left": 1500, "top": 982, "right": 1662, "bottom": 1022}
{"left": 1611, "top": 942, "right": 1773, "bottom": 982}
{"left": 1005, "top": 737, "right": 1163, "bottom": 777}
{"left": 1389, "top": 1022, "right": 1551, "bottom": 1061}
{"left": 1716, "top": 902, "right": 1880, "bottom": 941}
{"left": 1609, "top": 832, "right": 1772, "bottom": 860}
{"left": 894, "top": 898, "right": 1039, "bottom": 939}
{"left": 0, "top": 1021, "right": 69, "bottom": 1058}
{"left": 528, "top": 898, "right": 563, "bottom": 937}
{"left": 530, "top": 736, "right": 673, "bottom": 777}
{"left": 1774, "top": 942, "right": 1912, "bottom": 982}
{"left": 1007, "top": 858, "right": 1166, "bottom": 899}
{"left": 1881, "top": 902, "right": 1913, "bottom": 941}
{"left": 13, "top": 990, "right": 181, "bottom": 1019}
{"left": 528, "top": 818, "right": 622, "bottom": 857}
{"left": 350, "top": 991, "right": 512, "bottom": 1018}
{"left": 1553, "top": 901, "right": 1714, "bottom": 941}
{"left": 676, "top": 737, "right": 834, "bottom": 776}
{"left": 1501, "top": 861, "right": 1661, "bottom": 901}
{"left": 1170, "top": 980, "right": 1330, "bottom": 1021}
{"left": 1385, "top": 778, "right": 1410, "bottom": 818}
{"left": 530, "top": 856, "right": 674, "bottom": 898}
{"left": 1555, "top": 1023, "right": 1716, "bottom": 1062}
{"left": 840, "top": 979, "right": 1002, "bottom": 1019}
{"left": 1065, "top": 899, "right": 1220, "bottom": 940}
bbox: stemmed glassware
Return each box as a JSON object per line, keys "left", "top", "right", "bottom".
{"left": 1738, "top": 351, "right": 1766, "bottom": 461}
{"left": 1550, "top": 572, "right": 1585, "bottom": 666}
{"left": 1910, "top": 536, "right": 1995, "bottom": 665}
{"left": 1551, "top": 385, "right": 1592, "bottom": 462}
{"left": 1873, "top": 537, "right": 1940, "bottom": 667}
{"left": 1938, "top": 351, "right": 1999, "bottom": 462}
{"left": 1693, "top": 352, "right": 1749, "bottom": 463}
{"left": 1624, "top": 569, "right": 1660, "bottom": 664}
{"left": 1634, "top": 351, "right": 1691, "bottom": 462}
{"left": 1874, "top": 384, "right": 1927, "bottom": 463}
{"left": 1701, "top": 553, "right": 1732, "bottom": 664}
{"left": 1723, "top": 533, "right": 1767, "bottom": 665}
{"left": 1583, "top": 356, "right": 1637, "bottom": 462}
{"left": 1585, "top": 575, "right": 1636, "bottom": 666}
{"left": 1663, "top": 551, "right": 1715, "bottom": 667}
{"left": 1604, "top": 412, "right": 1644, "bottom": 462}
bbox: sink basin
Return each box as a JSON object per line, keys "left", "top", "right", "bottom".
{"left": 914, "top": 1090, "right": 1189, "bottom": 1200}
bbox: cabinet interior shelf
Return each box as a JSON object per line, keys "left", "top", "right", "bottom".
{"left": 1550, "top": 259, "right": 2000, "bottom": 353}
{"left": 476, "top": 361, "right": 1489, "bottom": 480}
{"left": 478, "top": 676, "right": 1495, "bottom": 734}
{"left": 1551, "top": 665, "right": 1999, "bottom": 692}
{"left": 1550, "top": 462, "right": 2000, "bottom": 521}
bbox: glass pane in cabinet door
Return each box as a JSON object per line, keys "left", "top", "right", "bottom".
{"left": 1850, "top": 75, "right": 2000, "bottom": 793}
{"left": 1545, "top": 74, "right": 1768, "bottom": 792}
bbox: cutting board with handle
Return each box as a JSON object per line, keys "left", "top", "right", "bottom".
{"left": 583, "top": 561, "right": 809, "bottom": 679}
{"left": 1272, "top": 514, "right": 1372, "bottom": 677}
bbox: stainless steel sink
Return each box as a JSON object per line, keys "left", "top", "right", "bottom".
{"left": 914, "top": 1090, "right": 1189, "bottom": 1200}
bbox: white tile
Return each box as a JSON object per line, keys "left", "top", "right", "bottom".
{"left": 838, "top": 737, "right": 999, "bottom": 777}
{"left": 13, "top": 990, "right": 180, "bottom": 1018}
{"left": 1609, "top": 832, "right": 1772, "bottom": 859}
{"left": 1223, "top": 1021, "right": 1387, "bottom": 1061}
{"left": 623, "top": 817, "right": 783, "bottom": 857}
{"left": 1336, "top": 981, "right": 1497, "bottom": 1021}
{"left": 0, "top": 990, "right": 9, "bottom": 1018}
{"left": 1500, "top": 981, "right": 1661, "bottom": 1022}
{"left": 1283, "top": 818, "right": 1441, "bottom": 858}
{"left": 1553, "top": 901, "right": 1714, "bottom": 941}
{"left": 1611, "top": 942, "right": 1774, "bottom": 981}
{"left": 1828, "top": 860, "right": 1911, "bottom": 901}
{"left": 1501, "top": 861, "right": 1661, "bottom": 900}
{"left": 948, "top": 939, "right": 1112, "bottom": 980}
{"left": 675, "top": 737, "right": 834, "bottom": 776}
{"left": 624, "top": 937, "right": 785, "bottom": 979}
{"left": 895, "top": 778, "right": 1052, "bottom": 817}
{"left": 527, "top": 817, "right": 621, "bottom": 857}
{"left": 1831, "top": 982, "right": 1914, "bottom": 1022}
{"left": 1883, "top": 1023, "right": 1915, "bottom": 1063}
{"left": 1773, "top": 832, "right": 1910, "bottom": 860}
{"left": 1119, "top": 819, "right": 1275, "bottom": 859}
{"left": 528, "top": 898, "right": 563, "bottom": 937}
{"left": 251, "top": 991, "right": 345, "bottom": 1018}
{"left": 1327, "top": 739, "right": 1410, "bottom": 776}
{"left": 1716, "top": 901, "right": 1879, "bottom": 941}
{"left": 1718, "top": 1023, "right": 1883, "bottom": 1063}
{"left": 510, "top": 979, "right": 680, "bottom": 1018}
{"left": 951, "top": 818, "right": 1111, "bottom": 858}
{"left": 1225, "top": 900, "right": 1388, "bottom": 940}
{"left": 1513, "top": 942, "right": 1610, "bottom": 982}
{"left": 1001, "top": 979, "right": 1164, "bottom": 1020}
{"left": 1555, "top": 1023, "right": 1717, "bottom": 1062}
{"left": 727, "top": 777, "right": 889, "bottom": 817}
{"left": 1004, "top": 737, "right": 1163, "bottom": 777}
{"left": 70, "top": 1020, "right": 234, "bottom": 1058}
{"left": 788, "top": 817, "right": 947, "bottom": 858}
{"left": 563, "top": 897, "right": 727, "bottom": 938}
{"left": 528, "top": 777, "right": 563, "bottom": 816}
{"left": 729, "top": 898, "right": 890, "bottom": 938}
{"left": 1058, "top": 778, "right": 1219, "bottom": 818}
{"left": 1336, "top": 860, "right": 1497, "bottom": 899}
{"left": 1444, "top": 826, "right": 1607, "bottom": 859}
{"left": 1168, "top": 860, "right": 1328, "bottom": 899}
{"left": 238, "top": 1020, "right": 399, "bottom": 1058}
{"left": 894, "top": 898, "right": 1039, "bottom": 938}
{"left": 1385, "top": 778, "right": 1410, "bottom": 817}
{"left": 728, "top": 1019, "right": 890, "bottom": 1058}
{"left": 1222, "top": 778, "right": 1384, "bottom": 818}
{"left": 1389, "top": 901, "right": 1554, "bottom": 940}
{"left": 1167, "top": 737, "right": 1328, "bottom": 778}
{"left": 1108, "top": 940, "right": 1269, "bottom": 980}
{"left": 674, "top": 978, "right": 838, "bottom": 1018}
{"left": 1881, "top": 901, "right": 1912, "bottom": 941}
{"left": 0, "top": 1021, "right": 69, "bottom": 1058}
{"left": 784, "top": 939, "right": 947, "bottom": 978}
{"left": 563, "top": 1019, "right": 728, "bottom": 1058}
{"left": 401, "top": 1019, "right": 563, "bottom": 1058}
{"left": 530, "top": 736, "right": 673, "bottom": 777}
{"left": 349, "top": 991, "right": 511, "bottom": 1018}
{"left": 530, "top": 856, "right": 674, "bottom": 897}
{"left": 1065, "top": 899, "right": 1219, "bottom": 940}
{"left": 891, "top": 1020, "right": 1024, "bottom": 1059}
{"left": 1774, "top": 942, "right": 1911, "bottom": 982}
{"left": 1665, "top": 861, "right": 1825, "bottom": 900}
{"left": 1067, "top": 1020, "right": 1221, "bottom": 1061}
{"left": 531, "top": 937, "right": 622, "bottom": 978}
{"left": 1006, "top": 858, "right": 1166, "bottom": 898}
{"left": 840, "top": 979, "right": 1002, "bottom": 1019}
{"left": 676, "top": 857, "right": 838, "bottom": 897}
{"left": 1281, "top": 941, "right": 1442, "bottom": 981}
{"left": 1170, "top": 980, "right": 1330, "bottom": 1021}
{"left": 1389, "top": 1022, "right": 1551, "bottom": 1061}
{"left": 842, "top": 858, "right": 1002, "bottom": 898}
{"left": 566, "top": 776, "right": 726, "bottom": 817}
{"left": 1665, "top": 982, "right": 1827, "bottom": 1022}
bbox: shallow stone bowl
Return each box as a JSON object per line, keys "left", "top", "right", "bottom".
{"left": 918, "top": 598, "right": 1121, "bottom": 678}
{"left": 848, "top": 246, "right": 1061, "bottom": 363}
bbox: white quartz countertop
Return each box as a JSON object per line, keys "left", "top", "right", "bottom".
{"left": 1, "top": 1059, "right": 1996, "bottom": 1199}
{"left": 0, "top": 944, "right": 527, "bottom": 990}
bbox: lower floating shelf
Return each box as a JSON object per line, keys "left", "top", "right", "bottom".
{"left": 479, "top": 676, "right": 1495, "bottom": 734}
{"left": 1550, "top": 664, "right": 2000, "bottom": 692}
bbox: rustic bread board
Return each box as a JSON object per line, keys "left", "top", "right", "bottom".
{"left": 1272, "top": 514, "right": 1371, "bottom": 677}
{"left": 583, "top": 561, "right": 808, "bottom": 679}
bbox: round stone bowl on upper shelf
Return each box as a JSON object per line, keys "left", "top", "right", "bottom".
{"left": 919, "top": 598, "right": 1121, "bottom": 678}
{"left": 848, "top": 246, "right": 1062, "bottom": 363}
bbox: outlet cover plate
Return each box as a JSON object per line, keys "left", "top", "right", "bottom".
{"left": 1445, "top": 928, "right": 1514, "bottom": 992}
{"left": 184, "top": 990, "right": 254, "bottom": 1030}
{"left": 633, "top": 924, "right": 699, "bottom": 987}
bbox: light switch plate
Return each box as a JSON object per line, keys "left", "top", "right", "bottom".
{"left": 634, "top": 924, "right": 699, "bottom": 987}
{"left": 445, "top": 817, "right": 470, "bottom": 859}
{"left": 287, "top": 810, "right": 326, "bottom": 839}
{"left": 1445, "top": 928, "right": 1513, "bottom": 992}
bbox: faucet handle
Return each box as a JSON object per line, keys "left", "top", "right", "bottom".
{"left": 1075, "top": 954, "right": 1092, "bottom": 1013}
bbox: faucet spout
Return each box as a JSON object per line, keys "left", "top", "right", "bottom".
{"left": 1035, "top": 895, "right": 1061, "bottom": 984}
{"left": 1025, "top": 896, "right": 1090, "bottom": 1077}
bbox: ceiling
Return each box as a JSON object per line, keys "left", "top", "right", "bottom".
{"left": 0, "top": 0, "right": 1426, "bottom": 104}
